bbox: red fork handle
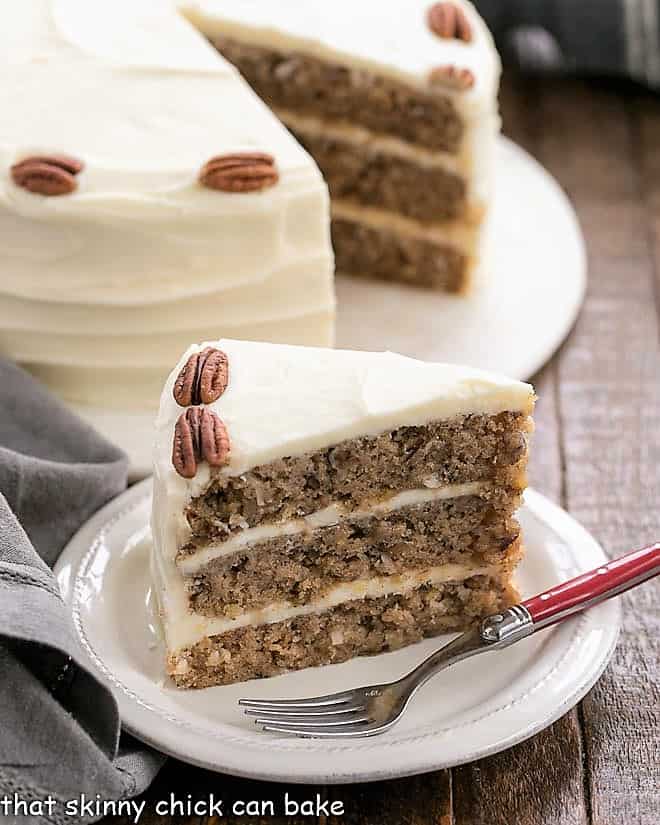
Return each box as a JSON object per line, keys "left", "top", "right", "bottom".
{"left": 522, "top": 542, "right": 660, "bottom": 630}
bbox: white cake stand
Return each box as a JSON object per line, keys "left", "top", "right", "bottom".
{"left": 73, "top": 137, "right": 586, "bottom": 478}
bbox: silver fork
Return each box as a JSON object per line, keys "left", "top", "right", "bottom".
{"left": 239, "top": 543, "right": 660, "bottom": 738}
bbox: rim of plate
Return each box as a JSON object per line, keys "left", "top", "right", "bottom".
{"left": 56, "top": 481, "right": 620, "bottom": 784}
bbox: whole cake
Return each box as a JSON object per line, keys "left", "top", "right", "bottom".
{"left": 0, "top": 0, "right": 334, "bottom": 410}
{"left": 184, "top": 0, "right": 501, "bottom": 291}
{"left": 0, "top": 0, "right": 500, "bottom": 413}
{"left": 152, "top": 340, "right": 535, "bottom": 688}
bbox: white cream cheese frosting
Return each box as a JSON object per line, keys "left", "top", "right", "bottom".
{"left": 155, "top": 339, "right": 534, "bottom": 486}
{"left": 151, "top": 339, "right": 534, "bottom": 653}
{"left": 0, "top": 0, "right": 334, "bottom": 407}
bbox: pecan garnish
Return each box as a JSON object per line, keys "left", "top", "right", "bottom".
{"left": 172, "top": 407, "right": 230, "bottom": 479}
{"left": 11, "top": 154, "right": 84, "bottom": 196}
{"left": 427, "top": 3, "right": 473, "bottom": 42}
{"left": 429, "top": 65, "right": 475, "bottom": 91}
{"left": 173, "top": 347, "right": 229, "bottom": 407}
{"left": 199, "top": 152, "right": 279, "bottom": 193}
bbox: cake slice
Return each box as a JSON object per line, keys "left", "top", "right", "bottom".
{"left": 183, "top": 0, "right": 501, "bottom": 292}
{"left": 152, "top": 340, "right": 535, "bottom": 688}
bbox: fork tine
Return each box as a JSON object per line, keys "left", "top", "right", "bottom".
{"left": 255, "top": 714, "right": 372, "bottom": 729}
{"left": 238, "top": 692, "right": 353, "bottom": 710}
{"left": 260, "top": 722, "right": 385, "bottom": 738}
{"left": 243, "top": 703, "right": 365, "bottom": 719}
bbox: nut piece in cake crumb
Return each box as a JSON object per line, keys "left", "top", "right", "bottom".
{"left": 330, "top": 629, "right": 345, "bottom": 646}
{"left": 206, "top": 648, "right": 231, "bottom": 667}
{"left": 174, "top": 657, "right": 190, "bottom": 676}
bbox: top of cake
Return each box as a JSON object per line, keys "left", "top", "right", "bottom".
{"left": 154, "top": 339, "right": 535, "bottom": 494}
{"left": 183, "top": 0, "right": 500, "bottom": 111}
{"left": 0, "top": 0, "right": 325, "bottom": 305}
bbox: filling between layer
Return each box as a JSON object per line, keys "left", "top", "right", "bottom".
{"left": 182, "top": 561, "right": 506, "bottom": 636}
{"left": 184, "top": 498, "right": 522, "bottom": 617}
{"left": 281, "top": 114, "right": 470, "bottom": 224}
{"left": 178, "top": 481, "right": 485, "bottom": 572}
{"left": 168, "top": 574, "right": 518, "bottom": 688}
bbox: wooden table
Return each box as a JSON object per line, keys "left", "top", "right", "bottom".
{"left": 109, "top": 74, "right": 660, "bottom": 825}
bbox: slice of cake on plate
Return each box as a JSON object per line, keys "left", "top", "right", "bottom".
{"left": 183, "top": 0, "right": 500, "bottom": 291}
{"left": 151, "top": 340, "right": 535, "bottom": 688}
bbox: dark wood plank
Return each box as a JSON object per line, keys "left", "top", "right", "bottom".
{"left": 453, "top": 715, "right": 589, "bottom": 825}
{"left": 327, "top": 772, "right": 451, "bottom": 825}
{"left": 539, "top": 79, "right": 660, "bottom": 825}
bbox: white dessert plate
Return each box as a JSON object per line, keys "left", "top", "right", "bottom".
{"left": 71, "top": 137, "right": 586, "bottom": 479}
{"left": 55, "top": 481, "right": 618, "bottom": 784}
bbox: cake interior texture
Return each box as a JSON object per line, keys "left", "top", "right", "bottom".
{"left": 166, "top": 409, "right": 531, "bottom": 688}
{"left": 190, "top": 11, "right": 499, "bottom": 293}
{"left": 172, "top": 576, "right": 518, "bottom": 689}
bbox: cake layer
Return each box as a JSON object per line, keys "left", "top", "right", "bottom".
{"left": 184, "top": 412, "right": 530, "bottom": 543}
{"left": 205, "top": 36, "right": 464, "bottom": 153}
{"left": 332, "top": 216, "right": 469, "bottom": 291}
{"left": 4, "top": 308, "right": 337, "bottom": 369}
{"left": 178, "top": 483, "right": 488, "bottom": 567}
{"left": 169, "top": 574, "right": 517, "bottom": 688}
{"left": 279, "top": 110, "right": 467, "bottom": 170}
{"left": 287, "top": 121, "right": 468, "bottom": 223}
{"left": 0, "top": 183, "right": 330, "bottom": 306}
{"left": 0, "top": 255, "right": 333, "bottom": 333}
{"left": 185, "top": 493, "right": 523, "bottom": 617}
{"left": 22, "top": 312, "right": 335, "bottom": 408}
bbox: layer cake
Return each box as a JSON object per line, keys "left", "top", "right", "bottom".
{"left": 184, "top": 0, "right": 501, "bottom": 291}
{"left": 152, "top": 339, "right": 535, "bottom": 688}
{"left": 0, "top": 0, "right": 334, "bottom": 410}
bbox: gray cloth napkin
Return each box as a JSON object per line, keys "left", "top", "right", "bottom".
{"left": 0, "top": 360, "right": 164, "bottom": 824}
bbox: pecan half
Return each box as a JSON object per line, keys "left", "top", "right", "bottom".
{"left": 173, "top": 347, "right": 229, "bottom": 407}
{"left": 11, "top": 154, "right": 84, "bottom": 196}
{"left": 172, "top": 407, "right": 230, "bottom": 479}
{"left": 427, "top": 2, "right": 473, "bottom": 42}
{"left": 429, "top": 65, "right": 475, "bottom": 91}
{"left": 199, "top": 152, "right": 279, "bottom": 193}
